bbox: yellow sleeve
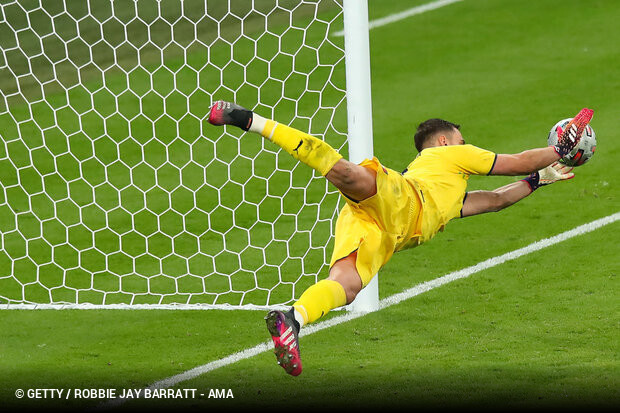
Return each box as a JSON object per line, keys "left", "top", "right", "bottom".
{"left": 446, "top": 144, "right": 497, "bottom": 175}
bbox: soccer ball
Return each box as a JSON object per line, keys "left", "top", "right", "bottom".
{"left": 547, "top": 118, "right": 596, "bottom": 166}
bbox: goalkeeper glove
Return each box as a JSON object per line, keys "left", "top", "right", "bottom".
{"left": 522, "top": 162, "right": 574, "bottom": 192}
{"left": 552, "top": 108, "right": 594, "bottom": 157}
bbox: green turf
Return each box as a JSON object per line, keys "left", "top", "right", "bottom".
{"left": 1, "top": 0, "right": 619, "bottom": 410}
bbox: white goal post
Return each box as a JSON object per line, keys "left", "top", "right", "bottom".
{"left": 341, "top": 0, "right": 377, "bottom": 313}
{"left": 0, "top": 0, "right": 378, "bottom": 311}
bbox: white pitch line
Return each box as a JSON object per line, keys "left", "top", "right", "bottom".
{"left": 332, "top": 0, "right": 465, "bottom": 37}
{"left": 100, "top": 211, "right": 620, "bottom": 410}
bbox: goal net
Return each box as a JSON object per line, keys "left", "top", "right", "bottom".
{"left": 0, "top": 0, "right": 362, "bottom": 309}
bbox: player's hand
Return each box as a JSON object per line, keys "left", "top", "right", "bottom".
{"left": 521, "top": 162, "right": 574, "bottom": 192}
{"left": 552, "top": 108, "right": 594, "bottom": 157}
{"left": 538, "top": 162, "right": 574, "bottom": 185}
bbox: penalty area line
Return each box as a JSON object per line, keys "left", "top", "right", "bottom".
{"left": 99, "top": 211, "right": 620, "bottom": 410}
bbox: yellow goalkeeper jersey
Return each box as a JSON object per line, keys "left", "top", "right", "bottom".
{"left": 330, "top": 144, "right": 496, "bottom": 286}
{"left": 400, "top": 144, "right": 497, "bottom": 247}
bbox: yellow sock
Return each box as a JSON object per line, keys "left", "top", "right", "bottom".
{"left": 292, "top": 279, "right": 347, "bottom": 325}
{"left": 261, "top": 120, "right": 343, "bottom": 176}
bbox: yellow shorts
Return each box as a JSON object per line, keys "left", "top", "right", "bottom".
{"left": 329, "top": 157, "right": 422, "bottom": 286}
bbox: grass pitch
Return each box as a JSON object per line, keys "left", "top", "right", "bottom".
{"left": 1, "top": 0, "right": 619, "bottom": 410}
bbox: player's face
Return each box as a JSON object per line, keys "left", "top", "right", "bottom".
{"left": 445, "top": 128, "right": 465, "bottom": 146}
{"left": 430, "top": 127, "right": 466, "bottom": 148}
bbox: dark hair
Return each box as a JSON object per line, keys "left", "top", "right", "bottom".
{"left": 414, "top": 118, "right": 461, "bottom": 152}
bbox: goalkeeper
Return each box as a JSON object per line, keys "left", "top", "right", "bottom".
{"left": 208, "top": 101, "right": 593, "bottom": 376}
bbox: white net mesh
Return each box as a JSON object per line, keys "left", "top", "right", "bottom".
{"left": 0, "top": 0, "right": 348, "bottom": 308}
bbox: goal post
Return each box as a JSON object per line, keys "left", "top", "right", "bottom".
{"left": 341, "top": 0, "right": 378, "bottom": 313}
{"left": 0, "top": 0, "right": 378, "bottom": 312}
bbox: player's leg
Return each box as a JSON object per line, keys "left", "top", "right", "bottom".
{"left": 264, "top": 251, "right": 363, "bottom": 376}
{"left": 292, "top": 251, "right": 362, "bottom": 327}
{"left": 209, "top": 101, "right": 375, "bottom": 376}
{"left": 208, "top": 101, "right": 376, "bottom": 201}
{"left": 326, "top": 160, "right": 377, "bottom": 202}
{"left": 327, "top": 251, "right": 363, "bottom": 304}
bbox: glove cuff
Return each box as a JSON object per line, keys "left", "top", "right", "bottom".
{"left": 521, "top": 172, "right": 541, "bottom": 192}
{"left": 550, "top": 145, "right": 564, "bottom": 158}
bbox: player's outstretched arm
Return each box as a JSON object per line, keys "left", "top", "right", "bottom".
{"left": 490, "top": 147, "right": 559, "bottom": 176}
{"left": 461, "top": 181, "right": 532, "bottom": 217}
{"left": 461, "top": 162, "right": 574, "bottom": 217}
{"left": 490, "top": 108, "right": 593, "bottom": 176}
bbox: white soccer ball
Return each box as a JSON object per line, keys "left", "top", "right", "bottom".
{"left": 547, "top": 118, "right": 596, "bottom": 166}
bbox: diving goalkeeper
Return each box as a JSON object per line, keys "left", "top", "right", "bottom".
{"left": 208, "top": 101, "right": 593, "bottom": 376}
